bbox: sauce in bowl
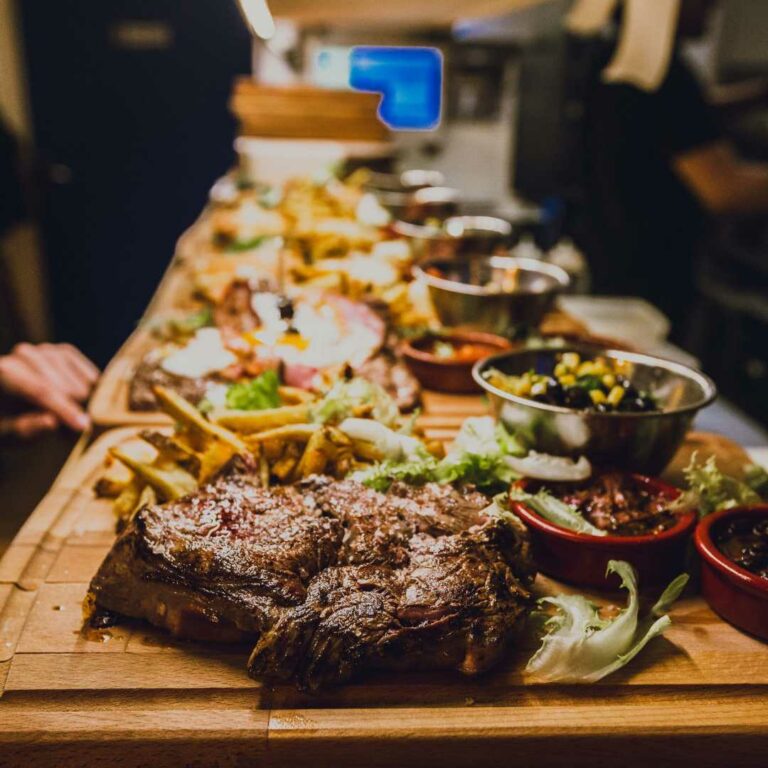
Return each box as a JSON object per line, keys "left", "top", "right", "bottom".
{"left": 527, "top": 473, "right": 681, "bottom": 537}
{"left": 714, "top": 515, "right": 768, "bottom": 579}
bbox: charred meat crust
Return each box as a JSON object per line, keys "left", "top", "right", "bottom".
{"left": 89, "top": 476, "right": 535, "bottom": 689}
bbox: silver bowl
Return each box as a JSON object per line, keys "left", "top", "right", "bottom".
{"left": 364, "top": 169, "right": 445, "bottom": 194}
{"left": 385, "top": 186, "right": 462, "bottom": 223}
{"left": 393, "top": 215, "right": 513, "bottom": 262}
{"left": 414, "top": 255, "right": 570, "bottom": 334}
{"left": 473, "top": 347, "right": 717, "bottom": 474}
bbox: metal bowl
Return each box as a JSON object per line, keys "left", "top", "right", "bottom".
{"left": 385, "top": 186, "right": 462, "bottom": 223}
{"left": 473, "top": 347, "right": 717, "bottom": 474}
{"left": 393, "top": 215, "right": 513, "bottom": 262}
{"left": 364, "top": 169, "right": 445, "bottom": 194}
{"left": 414, "top": 255, "right": 570, "bottom": 334}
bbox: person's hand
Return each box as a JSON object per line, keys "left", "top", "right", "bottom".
{"left": 0, "top": 343, "right": 99, "bottom": 439}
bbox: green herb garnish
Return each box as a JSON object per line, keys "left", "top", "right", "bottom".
{"left": 225, "top": 370, "right": 281, "bottom": 411}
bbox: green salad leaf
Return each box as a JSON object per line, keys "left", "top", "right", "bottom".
{"left": 353, "top": 416, "right": 526, "bottom": 492}
{"left": 312, "top": 378, "right": 402, "bottom": 429}
{"left": 678, "top": 453, "right": 762, "bottom": 516}
{"left": 226, "top": 234, "right": 275, "bottom": 252}
{"left": 224, "top": 370, "right": 281, "bottom": 411}
{"left": 509, "top": 486, "right": 606, "bottom": 536}
{"left": 526, "top": 561, "right": 689, "bottom": 683}
{"left": 165, "top": 306, "right": 214, "bottom": 337}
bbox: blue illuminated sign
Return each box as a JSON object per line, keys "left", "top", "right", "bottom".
{"left": 349, "top": 46, "right": 442, "bottom": 131}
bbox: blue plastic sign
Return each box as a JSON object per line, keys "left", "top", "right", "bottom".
{"left": 349, "top": 46, "right": 442, "bottom": 131}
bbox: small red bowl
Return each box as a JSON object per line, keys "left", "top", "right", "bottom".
{"left": 694, "top": 506, "right": 768, "bottom": 640}
{"left": 509, "top": 474, "right": 696, "bottom": 590}
{"left": 401, "top": 331, "right": 512, "bottom": 394}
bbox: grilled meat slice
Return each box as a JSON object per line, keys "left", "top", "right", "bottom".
{"left": 89, "top": 477, "right": 343, "bottom": 641}
{"left": 249, "top": 517, "right": 533, "bottom": 688}
{"left": 248, "top": 564, "right": 401, "bottom": 688}
{"left": 300, "top": 476, "right": 415, "bottom": 566}
{"left": 89, "top": 476, "right": 535, "bottom": 687}
{"left": 129, "top": 357, "right": 210, "bottom": 411}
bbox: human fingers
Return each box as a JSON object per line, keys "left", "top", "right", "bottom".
{"left": 0, "top": 355, "right": 90, "bottom": 431}
{"left": 11, "top": 343, "right": 81, "bottom": 399}
{"left": 0, "top": 411, "right": 59, "bottom": 440}
{"left": 58, "top": 343, "right": 100, "bottom": 385}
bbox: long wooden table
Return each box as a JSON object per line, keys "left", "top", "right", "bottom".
{"left": 2, "top": 219, "right": 768, "bottom": 766}
{"left": 1, "top": 416, "right": 767, "bottom": 767}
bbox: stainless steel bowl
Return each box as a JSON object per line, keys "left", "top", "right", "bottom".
{"left": 385, "top": 186, "right": 461, "bottom": 223}
{"left": 393, "top": 215, "right": 513, "bottom": 262}
{"left": 364, "top": 169, "right": 445, "bottom": 194}
{"left": 473, "top": 347, "right": 717, "bottom": 474}
{"left": 414, "top": 255, "right": 570, "bottom": 334}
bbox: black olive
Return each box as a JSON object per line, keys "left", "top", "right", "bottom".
{"left": 564, "top": 387, "right": 590, "bottom": 408}
{"left": 277, "top": 296, "right": 294, "bottom": 320}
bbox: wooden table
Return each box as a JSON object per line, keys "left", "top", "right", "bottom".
{"left": 1, "top": 418, "right": 767, "bottom": 767}
{"left": 3, "top": 214, "right": 768, "bottom": 767}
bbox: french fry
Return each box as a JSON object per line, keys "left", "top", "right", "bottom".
{"left": 153, "top": 386, "right": 248, "bottom": 454}
{"left": 211, "top": 404, "right": 311, "bottom": 433}
{"left": 277, "top": 386, "right": 316, "bottom": 405}
{"left": 116, "top": 484, "right": 158, "bottom": 532}
{"left": 139, "top": 430, "right": 201, "bottom": 476}
{"left": 244, "top": 423, "right": 320, "bottom": 446}
{"left": 197, "top": 441, "right": 237, "bottom": 484}
{"left": 293, "top": 428, "right": 333, "bottom": 479}
{"left": 110, "top": 447, "right": 198, "bottom": 501}
{"left": 113, "top": 477, "right": 143, "bottom": 524}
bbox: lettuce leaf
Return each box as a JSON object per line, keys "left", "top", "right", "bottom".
{"left": 678, "top": 453, "right": 761, "bottom": 516}
{"left": 312, "top": 378, "right": 401, "bottom": 428}
{"left": 526, "top": 560, "right": 688, "bottom": 683}
{"left": 225, "top": 370, "right": 281, "bottom": 411}
{"left": 509, "top": 486, "right": 606, "bottom": 536}
{"left": 353, "top": 416, "right": 526, "bottom": 492}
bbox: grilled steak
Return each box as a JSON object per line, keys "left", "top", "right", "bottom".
{"left": 89, "top": 476, "right": 534, "bottom": 688}
{"left": 89, "top": 477, "right": 342, "bottom": 642}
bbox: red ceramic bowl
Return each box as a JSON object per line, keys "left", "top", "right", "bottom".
{"left": 694, "top": 506, "right": 768, "bottom": 640}
{"left": 401, "top": 331, "right": 512, "bottom": 394}
{"left": 509, "top": 474, "right": 696, "bottom": 590}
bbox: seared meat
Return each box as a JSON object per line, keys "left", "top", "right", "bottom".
{"left": 213, "top": 279, "right": 261, "bottom": 338}
{"left": 89, "top": 477, "right": 534, "bottom": 688}
{"left": 129, "top": 357, "right": 210, "bottom": 411}
{"left": 249, "top": 519, "right": 532, "bottom": 689}
{"left": 89, "top": 477, "right": 343, "bottom": 641}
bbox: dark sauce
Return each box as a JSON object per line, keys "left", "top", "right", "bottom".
{"left": 532, "top": 473, "right": 679, "bottom": 537}
{"left": 715, "top": 516, "right": 768, "bottom": 579}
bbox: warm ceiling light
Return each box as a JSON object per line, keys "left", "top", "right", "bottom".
{"left": 237, "top": 0, "right": 276, "bottom": 40}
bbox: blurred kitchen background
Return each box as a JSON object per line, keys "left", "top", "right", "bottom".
{"left": 1, "top": 0, "right": 767, "bottom": 425}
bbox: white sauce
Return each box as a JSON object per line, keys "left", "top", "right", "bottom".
{"left": 161, "top": 328, "right": 237, "bottom": 379}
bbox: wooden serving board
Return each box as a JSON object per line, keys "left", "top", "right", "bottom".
{"left": 1, "top": 424, "right": 767, "bottom": 767}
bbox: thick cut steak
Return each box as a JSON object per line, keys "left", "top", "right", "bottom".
{"left": 89, "top": 476, "right": 534, "bottom": 687}
{"left": 89, "top": 477, "right": 342, "bottom": 642}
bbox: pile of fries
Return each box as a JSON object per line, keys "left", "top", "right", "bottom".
{"left": 193, "top": 171, "right": 437, "bottom": 330}
{"left": 98, "top": 382, "right": 443, "bottom": 529}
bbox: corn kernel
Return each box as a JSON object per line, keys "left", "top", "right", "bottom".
{"left": 531, "top": 381, "right": 548, "bottom": 397}
{"left": 554, "top": 362, "right": 569, "bottom": 378}
{"left": 578, "top": 361, "right": 596, "bottom": 377}
{"left": 561, "top": 353, "right": 580, "bottom": 370}
{"left": 589, "top": 389, "right": 606, "bottom": 405}
{"left": 607, "top": 385, "right": 625, "bottom": 406}
{"left": 560, "top": 373, "right": 576, "bottom": 387}
{"left": 602, "top": 373, "right": 616, "bottom": 389}
{"left": 514, "top": 380, "right": 532, "bottom": 397}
